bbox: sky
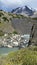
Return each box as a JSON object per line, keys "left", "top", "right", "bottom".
{"left": 0, "top": 0, "right": 37, "bottom": 12}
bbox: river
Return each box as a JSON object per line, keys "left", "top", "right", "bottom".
{"left": 0, "top": 47, "right": 19, "bottom": 55}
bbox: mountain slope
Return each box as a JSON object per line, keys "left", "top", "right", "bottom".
{"left": 11, "top": 6, "right": 34, "bottom": 16}
{"left": 0, "top": 10, "right": 33, "bottom": 34}
{"left": 0, "top": 10, "right": 27, "bottom": 33}
{"left": 0, "top": 10, "right": 37, "bottom": 45}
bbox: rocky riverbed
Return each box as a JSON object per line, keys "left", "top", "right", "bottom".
{"left": 0, "top": 34, "right": 30, "bottom": 48}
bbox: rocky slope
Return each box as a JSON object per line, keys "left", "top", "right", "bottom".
{"left": 0, "top": 10, "right": 37, "bottom": 46}
{"left": 0, "top": 10, "right": 26, "bottom": 33}
{"left": 0, "top": 10, "right": 33, "bottom": 34}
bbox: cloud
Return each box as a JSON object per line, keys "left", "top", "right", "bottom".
{"left": 0, "top": 0, "right": 31, "bottom": 6}
{"left": 0, "top": 0, "right": 21, "bottom": 5}
{"left": 0, "top": 0, "right": 37, "bottom": 11}
{"left": 0, "top": 0, "right": 32, "bottom": 9}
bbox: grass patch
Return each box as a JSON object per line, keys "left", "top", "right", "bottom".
{"left": 13, "top": 30, "right": 18, "bottom": 34}
{"left": 0, "top": 30, "right": 4, "bottom": 36}
{"left": 2, "top": 17, "right": 9, "bottom": 22}
{"left": 5, "top": 47, "right": 37, "bottom": 65}
{"left": 0, "top": 46, "right": 37, "bottom": 65}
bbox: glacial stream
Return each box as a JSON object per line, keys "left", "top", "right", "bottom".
{"left": 0, "top": 47, "right": 19, "bottom": 55}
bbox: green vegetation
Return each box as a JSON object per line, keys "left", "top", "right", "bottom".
{"left": 2, "top": 17, "right": 9, "bottom": 22}
{"left": 8, "top": 12, "right": 26, "bottom": 19}
{"left": 0, "top": 14, "right": 2, "bottom": 17}
{"left": 28, "top": 46, "right": 37, "bottom": 51}
{"left": 32, "top": 18, "right": 37, "bottom": 20}
{"left": 6, "top": 47, "right": 37, "bottom": 65}
{"left": 0, "top": 46, "right": 37, "bottom": 65}
{"left": 0, "top": 12, "right": 4, "bottom": 17}
{"left": 0, "top": 30, "right": 4, "bottom": 36}
{"left": 13, "top": 30, "right": 18, "bottom": 34}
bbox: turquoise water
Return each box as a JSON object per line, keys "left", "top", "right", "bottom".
{"left": 0, "top": 47, "right": 19, "bottom": 55}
